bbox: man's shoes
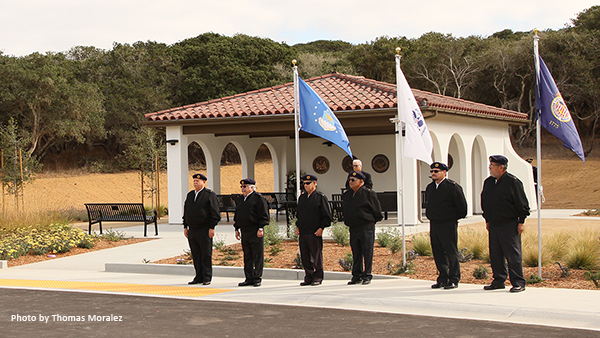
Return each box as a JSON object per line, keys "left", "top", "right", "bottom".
{"left": 483, "top": 284, "right": 506, "bottom": 290}
{"left": 238, "top": 281, "right": 253, "bottom": 287}
{"left": 300, "top": 281, "right": 312, "bottom": 286}
{"left": 202, "top": 281, "right": 211, "bottom": 286}
{"left": 431, "top": 283, "right": 446, "bottom": 289}
{"left": 444, "top": 282, "right": 458, "bottom": 289}
{"left": 253, "top": 282, "right": 261, "bottom": 287}
{"left": 311, "top": 281, "right": 322, "bottom": 286}
{"left": 361, "top": 279, "right": 371, "bottom": 285}
{"left": 188, "top": 280, "right": 200, "bottom": 285}
{"left": 347, "top": 279, "right": 361, "bottom": 285}
{"left": 510, "top": 286, "right": 526, "bottom": 293}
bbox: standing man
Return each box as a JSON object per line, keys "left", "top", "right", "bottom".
{"left": 183, "top": 173, "right": 221, "bottom": 285}
{"left": 425, "top": 162, "right": 467, "bottom": 290}
{"left": 481, "top": 155, "right": 530, "bottom": 293}
{"left": 295, "top": 174, "right": 332, "bottom": 286}
{"left": 234, "top": 178, "right": 270, "bottom": 287}
{"left": 342, "top": 171, "right": 383, "bottom": 285}
{"left": 345, "top": 159, "right": 373, "bottom": 190}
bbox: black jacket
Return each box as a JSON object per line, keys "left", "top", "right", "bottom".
{"left": 182, "top": 188, "right": 221, "bottom": 229}
{"left": 342, "top": 185, "right": 383, "bottom": 230}
{"left": 425, "top": 178, "right": 468, "bottom": 222}
{"left": 481, "top": 172, "right": 530, "bottom": 225}
{"left": 233, "top": 192, "right": 270, "bottom": 232}
{"left": 297, "top": 190, "right": 332, "bottom": 235}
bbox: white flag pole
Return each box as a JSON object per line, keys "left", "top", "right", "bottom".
{"left": 533, "top": 30, "right": 543, "bottom": 279}
{"left": 394, "top": 48, "right": 407, "bottom": 267}
{"left": 293, "top": 60, "right": 301, "bottom": 200}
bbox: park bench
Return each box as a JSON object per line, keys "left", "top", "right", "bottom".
{"left": 263, "top": 192, "right": 294, "bottom": 221}
{"left": 376, "top": 191, "right": 397, "bottom": 220}
{"left": 216, "top": 194, "right": 239, "bottom": 222}
{"left": 84, "top": 203, "right": 158, "bottom": 237}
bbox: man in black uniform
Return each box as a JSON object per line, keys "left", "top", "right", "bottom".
{"left": 481, "top": 155, "right": 530, "bottom": 293}
{"left": 183, "top": 173, "right": 221, "bottom": 285}
{"left": 342, "top": 171, "right": 383, "bottom": 285}
{"left": 295, "top": 174, "right": 332, "bottom": 286}
{"left": 425, "top": 162, "right": 467, "bottom": 290}
{"left": 345, "top": 159, "right": 373, "bottom": 190}
{"left": 234, "top": 178, "right": 270, "bottom": 287}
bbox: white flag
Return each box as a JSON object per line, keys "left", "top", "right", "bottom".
{"left": 396, "top": 58, "right": 433, "bottom": 164}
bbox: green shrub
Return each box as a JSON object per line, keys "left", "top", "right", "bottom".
{"left": 387, "top": 260, "right": 415, "bottom": 275}
{"left": 473, "top": 265, "right": 489, "bottom": 279}
{"left": 263, "top": 219, "right": 284, "bottom": 247}
{"left": 564, "top": 230, "right": 600, "bottom": 270}
{"left": 377, "top": 227, "right": 403, "bottom": 253}
{"left": 328, "top": 222, "right": 349, "bottom": 246}
{"left": 410, "top": 233, "right": 432, "bottom": 256}
{"left": 97, "top": 229, "right": 130, "bottom": 242}
{"left": 212, "top": 234, "right": 226, "bottom": 251}
{"left": 584, "top": 271, "right": 600, "bottom": 288}
{"left": 458, "top": 227, "right": 488, "bottom": 260}
{"left": 287, "top": 217, "right": 298, "bottom": 241}
{"left": 339, "top": 251, "right": 353, "bottom": 271}
{"left": 526, "top": 274, "right": 543, "bottom": 284}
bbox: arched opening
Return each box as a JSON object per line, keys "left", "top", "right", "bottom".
{"left": 187, "top": 141, "right": 207, "bottom": 190}
{"left": 254, "top": 144, "right": 274, "bottom": 192}
{"left": 220, "top": 142, "right": 242, "bottom": 194}
{"left": 471, "top": 136, "right": 486, "bottom": 214}
{"left": 448, "top": 135, "right": 464, "bottom": 187}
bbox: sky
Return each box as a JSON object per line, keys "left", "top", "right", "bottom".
{"left": 0, "top": 0, "right": 597, "bottom": 56}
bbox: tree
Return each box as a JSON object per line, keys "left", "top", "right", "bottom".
{"left": 347, "top": 36, "right": 409, "bottom": 83}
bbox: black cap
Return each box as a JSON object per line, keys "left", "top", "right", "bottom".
{"left": 489, "top": 155, "right": 508, "bottom": 166}
{"left": 430, "top": 162, "right": 449, "bottom": 171}
{"left": 240, "top": 178, "right": 256, "bottom": 185}
{"left": 301, "top": 174, "right": 317, "bottom": 182}
{"left": 349, "top": 171, "right": 365, "bottom": 180}
{"left": 192, "top": 173, "right": 207, "bottom": 180}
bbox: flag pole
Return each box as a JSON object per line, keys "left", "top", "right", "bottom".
{"left": 293, "top": 60, "right": 301, "bottom": 200}
{"left": 533, "top": 29, "right": 543, "bottom": 279}
{"left": 395, "top": 48, "right": 407, "bottom": 267}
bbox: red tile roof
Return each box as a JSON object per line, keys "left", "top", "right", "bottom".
{"left": 145, "top": 73, "right": 528, "bottom": 122}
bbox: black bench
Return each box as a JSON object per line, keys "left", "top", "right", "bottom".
{"left": 217, "top": 194, "right": 238, "bottom": 222}
{"left": 263, "top": 192, "right": 293, "bottom": 221}
{"left": 376, "top": 191, "right": 397, "bottom": 220}
{"left": 84, "top": 203, "right": 158, "bottom": 237}
{"left": 329, "top": 200, "right": 344, "bottom": 223}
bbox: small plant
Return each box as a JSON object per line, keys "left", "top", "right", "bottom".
{"left": 142, "top": 258, "right": 151, "bottom": 263}
{"left": 377, "top": 227, "right": 402, "bottom": 254}
{"left": 176, "top": 258, "right": 191, "bottom": 265}
{"left": 97, "top": 229, "right": 130, "bottom": 242}
{"left": 212, "top": 235, "right": 226, "bottom": 251}
{"left": 264, "top": 257, "right": 272, "bottom": 263}
{"left": 582, "top": 209, "right": 600, "bottom": 216}
{"left": 457, "top": 227, "right": 488, "bottom": 260}
{"left": 328, "top": 222, "right": 349, "bottom": 246}
{"left": 218, "top": 261, "right": 233, "bottom": 266}
{"left": 387, "top": 260, "right": 415, "bottom": 275}
{"left": 287, "top": 217, "right": 298, "bottom": 241}
{"left": 220, "top": 246, "right": 237, "bottom": 255}
{"left": 263, "top": 219, "right": 284, "bottom": 247}
{"left": 339, "top": 251, "right": 353, "bottom": 271}
{"left": 183, "top": 249, "right": 193, "bottom": 260}
{"left": 526, "top": 274, "right": 543, "bottom": 284}
{"left": 410, "top": 233, "right": 432, "bottom": 257}
{"left": 458, "top": 248, "right": 473, "bottom": 263}
{"left": 406, "top": 249, "right": 419, "bottom": 261}
{"left": 473, "top": 265, "right": 489, "bottom": 279}
{"left": 222, "top": 255, "right": 238, "bottom": 261}
{"left": 293, "top": 253, "right": 303, "bottom": 269}
{"left": 268, "top": 245, "right": 283, "bottom": 256}
{"left": 584, "top": 271, "right": 600, "bottom": 288}
{"left": 564, "top": 231, "right": 600, "bottom": 270}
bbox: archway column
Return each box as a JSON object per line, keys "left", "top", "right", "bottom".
{"left": 166, "top": 126, "right": 188, "bottom": 224}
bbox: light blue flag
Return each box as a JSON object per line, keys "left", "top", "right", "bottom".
{"left": 536, "top": 56, "right": 585, "bottom": 163}
{"left": 298, "top": 78, "right": 352, "bottom": 157}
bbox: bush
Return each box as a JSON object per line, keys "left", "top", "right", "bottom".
{"left": 526, "top": 274, "right": 543, "bottom": 284}
{"left": 287, "top": 216, "right": 298, "bottom": 241}
{"left": 564, "top": 230, "right": 600, "bottom": 270}
{"left": 328, "top": 222, "right": 349, "bottom": 246}
{"left": 339, "top": 251, "right": 353, "bottom": 271}
{"left": 473, "top": 265, "right": 489, "bottom": 279}
{"left": 387, "top": 260, "right": 415, "bottom": 275}
{"left": 410, "top": 233, "right": 432, "bottom": 256}
{"left": 458, "top": 227, "right": 488, "bottom": 260}
{"left": 97, "top": 229, "right": 130, "bottom": 242}
{"left": 377, "top": 227, "right": 403, "bottom": 253}
{"left": 212, "top": 234, "right": 226, "bottom": 251}
{"left": 263, "top": 219, "right": 284, "bottom": 247}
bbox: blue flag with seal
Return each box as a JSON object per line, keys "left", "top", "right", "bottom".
{"left": 536, "top": 56, "right": 585, "bottom": 163}
{"left": 298, "top": 77, "right": 352, "bottom": 157}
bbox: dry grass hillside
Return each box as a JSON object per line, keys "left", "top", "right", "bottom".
{"left": 5, "top": 157, "right": 597, "bottom": 214}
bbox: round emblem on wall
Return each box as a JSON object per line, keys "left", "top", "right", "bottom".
{"left": 312, "top": 156, "right": 330, "bottom": 174}
{"left": 342, "top": 155, "right": 356, "bottom": 173}
{"left": 371, "top": 154, "right": 389, "bottom": 173}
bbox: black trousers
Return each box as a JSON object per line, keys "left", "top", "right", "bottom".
{"left": 488, "top": 220, "right": 526, "bottom": 288}
{"left": 349, "top": 226, "right": 375, "bottom": 281}
{"left": 187, "top": 228, "right": 213, "bottom": 283}
{"left": 298, "top": 233, "right": 324, "bottom": 283}
{"left": 241, "top": 230, "right": 264, "bottom": 283}
{"left": 430, "top": 220, "right": 461, "bottom": 285}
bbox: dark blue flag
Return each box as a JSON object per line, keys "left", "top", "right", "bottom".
{"left": 298, "top": 77, "right": 352, "bottom": 157}
{"left": 536, "top": 56, "right": 585, "bottom": 163}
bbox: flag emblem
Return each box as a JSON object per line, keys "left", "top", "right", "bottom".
{"left": 318, "top": 108, "right": 337, "bottom": 131}
{"left": 551, "top": 94, "right": 571, "bottom": 123}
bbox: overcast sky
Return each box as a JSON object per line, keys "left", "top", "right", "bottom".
{"left": 1, "top": 0, "right": 597, "bottom": 56}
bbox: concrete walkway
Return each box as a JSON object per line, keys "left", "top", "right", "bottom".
{"left": 1, "top": 210, "right": 599, "bottom": 332}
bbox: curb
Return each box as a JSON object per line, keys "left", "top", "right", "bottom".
{"left": 105, "top": 263, "right": 402, "bottom": 281}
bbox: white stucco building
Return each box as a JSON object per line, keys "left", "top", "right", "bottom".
{"left": 145, "top": 73, "right": 537, "bottom": 225}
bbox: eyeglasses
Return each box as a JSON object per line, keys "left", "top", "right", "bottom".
{"left": 348, "top": 178, "right": 359, "bottom": 182}
{"left": 302, "top": 181, "right": 313, "bottom": 185}
{"left": 430, "top": 170, "right": 441, "bottom": 173}
{"left": 240, "top": 185, "right": 247, "bottom": 188}
{"left": 488, "top": 164, "right": 501, "bottom": 168}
